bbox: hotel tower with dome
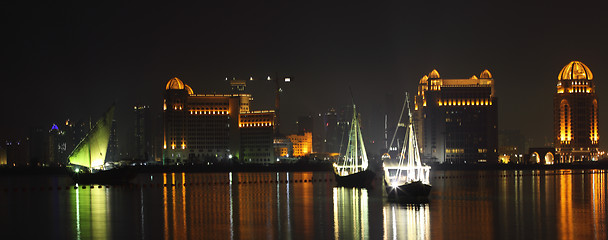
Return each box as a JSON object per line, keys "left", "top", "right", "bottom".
{"left": 554, "top": 61, "right": 600, "bottom": 162}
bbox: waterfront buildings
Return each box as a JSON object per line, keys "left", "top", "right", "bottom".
{"left": 2, "top": 140, "right": 27, "bottom": 166}
{"left": 273, "top": 137, "right": 293, "bottom": 159}
{"left": 554, "top": 61, "right": 600, "bottom": 162}
{"left": 163, "top": 77, "right": 275, "bottom": 164}
{"left": 29, "top": 124, "right": 70, "bottom": 166}
{"left": 528, "top": 147, "right": 555, "bottom": 164}
{"left": 287, "top": 132, "right": 313, "bottom": 157}
{"left": 498, "top": 129, "right": 528, "bottom": 164}
{"left": 286, "top": 116, "right": 314, "bottom": 157}
{"left": 414, "top": 69, "right": 498, "bottom": 164}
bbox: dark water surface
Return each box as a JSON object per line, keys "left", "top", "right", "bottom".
{"left": 1, "top": 169, "right": 606, "bottom": 239}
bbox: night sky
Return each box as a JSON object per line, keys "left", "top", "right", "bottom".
{"left": 2, "top": 1, "right": 607, "bottom": 153}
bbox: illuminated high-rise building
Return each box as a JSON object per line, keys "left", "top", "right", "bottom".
{"left": 554, "top": 61, "right": 599, "bottom": 162}
{"left": 414, "top": 69, "right": 498, "bottom": 164}
{"left": 163, "top": 77, "right": 275, "bottom": 164}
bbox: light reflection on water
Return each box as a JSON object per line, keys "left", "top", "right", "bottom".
{"left": 383, "top": 203, "right": 429, "bottom": 240}
{"left": 70, "top": 185, "right": 110, "bottom": 240}
{"left": 0, "top": 170, "right": 607, "bottom": 239}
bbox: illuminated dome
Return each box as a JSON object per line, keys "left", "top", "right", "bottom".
{"left": 184, "top": 84, "right": 194, "bottom": 95}
{"left": 165, "top": 77, "right": 185, "bottom": 90}
{"left": 558, "top": 61, "right": 593, "bottom": 80}
{"left": 429, "top": 69, "right": 440, "bottom": 79}
{"left": 479, "top": 69, "right": 492, "bottom": 79}
{"left": 419, "top": 75, "right": 428, "bottom": 84}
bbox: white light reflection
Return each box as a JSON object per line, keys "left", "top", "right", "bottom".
{"left": 383, "top": 204, "right": 430, "bottom": 240}
{"left": 76, "top": 186, "right": 81, "bottom": 240}
{"left": 333, "top": 188, "right": 339, "bottom": 240}
{"left": 361, "top": 189, "right": 369, "bottom": 238}
{"left": 229, "top": 172, "right": 234, "bottom": 240}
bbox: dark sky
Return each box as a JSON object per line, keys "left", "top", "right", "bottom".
{"left": 2, "top": 1, "right": 607, "bottom": 153}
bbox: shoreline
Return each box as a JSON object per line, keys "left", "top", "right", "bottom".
{"left": 0, "top": 161, "right": 334, "bottom": 176}
{"left": 431, "top": 161, "right": 608, "bottom": 171}
{"left": 2, "top": 161, "right": 608, "bottom": 176}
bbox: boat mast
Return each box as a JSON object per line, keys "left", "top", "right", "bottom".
{"left": 353, "top": 105, "right": 358, "bottom": 172}
{"left": 338, "top": 88, "right": 370, "bottom": 175}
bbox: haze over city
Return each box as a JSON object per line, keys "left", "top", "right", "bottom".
{"left": 2, "top": 1, "right": 606, "bottom": 153}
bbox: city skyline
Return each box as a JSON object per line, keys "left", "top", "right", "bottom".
{"left": 2, "top": 2, "right": 606, "bottom": 152}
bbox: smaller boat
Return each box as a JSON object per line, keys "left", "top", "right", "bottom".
{"left": 384, "top": 93, "right": 431, "bottom": 202}
{"left": 335, "top": 168, "right": 376, "bottom": 188}
{"left": 334, "top": 103, "right": 376, "bottom": 188}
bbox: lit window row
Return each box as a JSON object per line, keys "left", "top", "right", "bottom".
{"left": 429, "top": 86, "right": 441, "bottom": 91}
{"left": 571, "top": 81, "right": 589, "bottom": 85}
{"left": 239, "top": 122, "right": 273, "bottom": 128}
{"left": 446, "top": 148, "right": 465, "bottom": 154}
{"left": 567, "top": 87, "right": 591, "bottom": 93}
{"left": 190, "top": 110, "right": 229, "bottom": 115}
{"left": 163, "top": 140, "right": 187, "bottom": 150}
{"left": 438, "top": 99, "right": 492, "bottom": 106}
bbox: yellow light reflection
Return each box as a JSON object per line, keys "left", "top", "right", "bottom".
{"left": 181, "top": 173, "right": 186, "bottom": 238}
{"left": 591, "top": 170, "right": 606, "bottom": 239}
{"left": 163, "top": 173, "right": 169, "bottom": 240}
{"left": 90, "top": 187, "right": 109, "bottom": 239}
{"left": 333, "top": 187, "right": 369, "bottom": 239}
{"left": 558, "top": 170, "right": 573, "bottom": 239}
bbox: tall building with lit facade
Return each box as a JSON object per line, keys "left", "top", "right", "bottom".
{"left": 554, "top": 61, "right": 599, "bottom": 162}
{"left": 414, "top": 69, "right": 498, "bottom": 164}
{"left": 163, "top": 77, "right": 275, "bottom": 164}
